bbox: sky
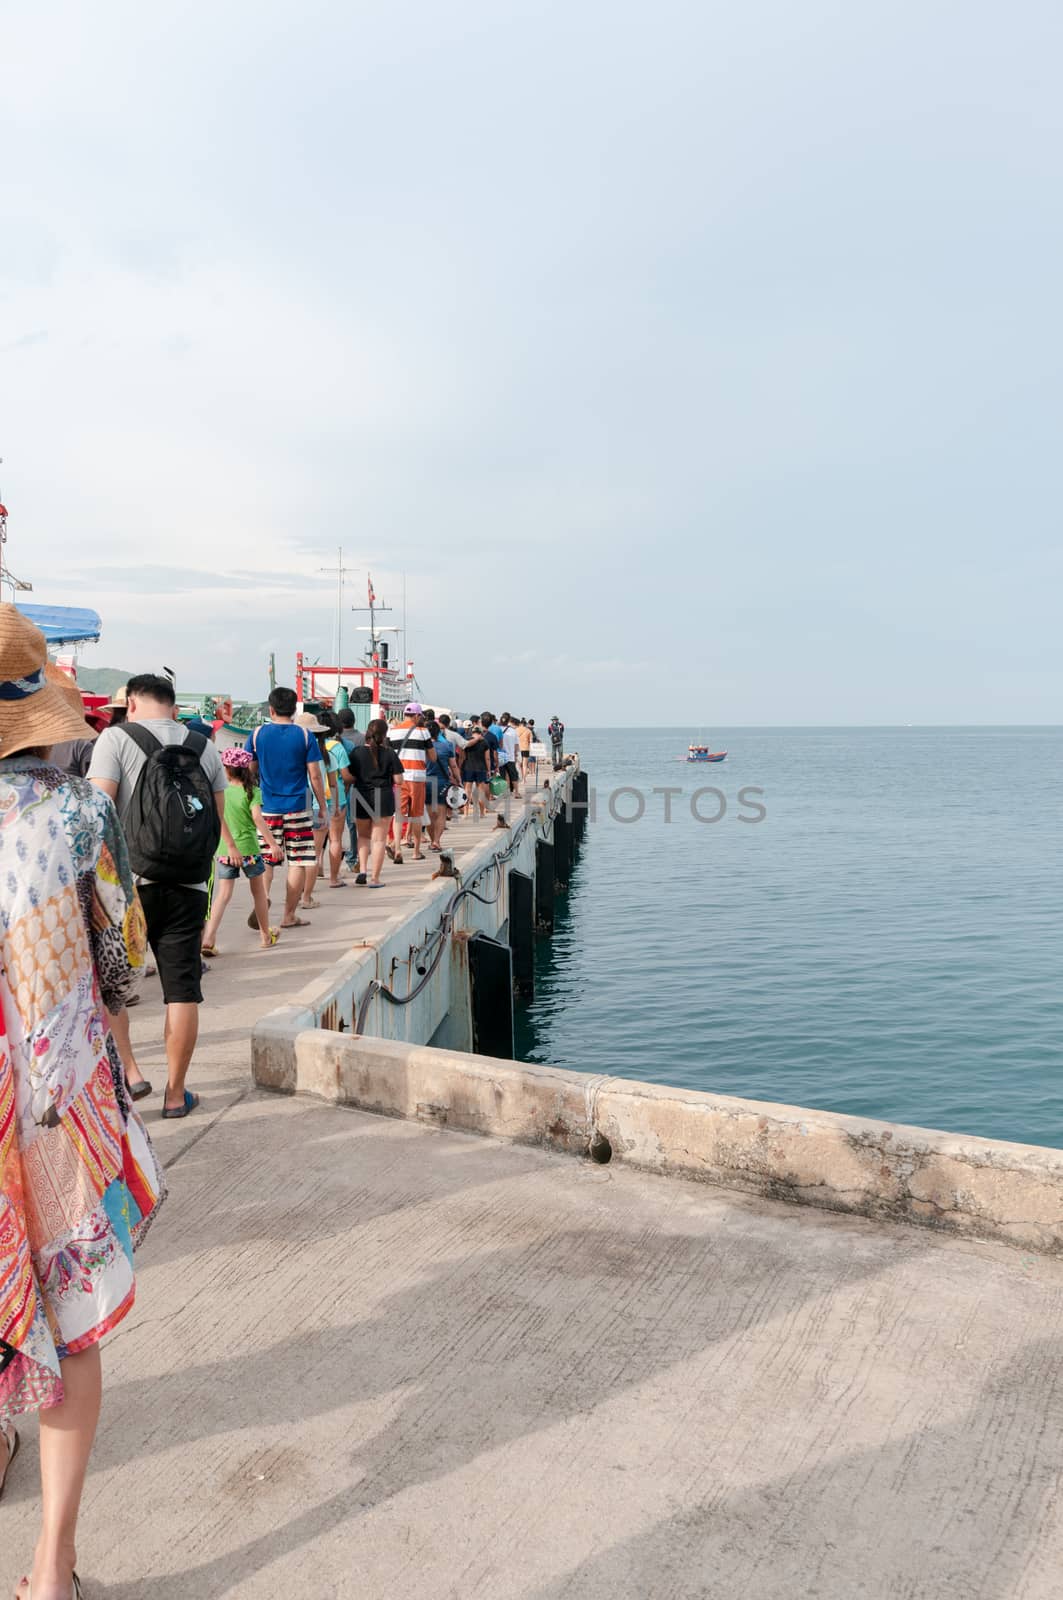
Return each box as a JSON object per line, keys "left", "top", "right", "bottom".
{"left": 2, "top": 0, "right": 1061, "bottom": 724}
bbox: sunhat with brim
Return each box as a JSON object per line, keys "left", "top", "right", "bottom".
{"left": 0, "top": 605, "right": 96, "bottom": 758}
{"left": 45, "top": 664, "right": 97, "bottom": 741}
{"left": 220, "top": 747, "right": 254, "bottom": 768}
{"left": 294, "top": 711, "right": 328, "bottom": 734}
{"left": 102, "top": 685, "right": 128, "bottom": 710}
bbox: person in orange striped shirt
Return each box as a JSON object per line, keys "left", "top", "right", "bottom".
{"left": 386, "top": 703, "right": 432, "bottom": 863}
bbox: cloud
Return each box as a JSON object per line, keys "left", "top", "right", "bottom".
{"left": 2, "top": 329, "right": 48, "bottom": 352}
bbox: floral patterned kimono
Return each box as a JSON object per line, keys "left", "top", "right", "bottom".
{"left": 0, "top": 757, "right": 165, "bottom": 1421}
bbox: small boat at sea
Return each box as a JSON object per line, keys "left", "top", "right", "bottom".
{"left": 687, "top": 745, "right": 726, "bottom": 763}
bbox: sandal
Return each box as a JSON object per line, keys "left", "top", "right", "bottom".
{"left": 280, "top": 916, "right": 312, "bottom": 928}
{"left": 301, "top": 897, "right": 321, "bottom": 910}
{"left": 201, "top": 944, "right": 219, "bottom": 958}
{"left": 0, "top": 1421, "right": 19, "bottom": 1501}
{"left": 126, "top": 1078, "right": 153, "bottom": 1101}
{"left": 161, "top": 1090, "right": 200, "bottom": 1120}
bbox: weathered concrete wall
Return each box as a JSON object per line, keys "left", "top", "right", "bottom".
{"left": 251, "top": 1027, "right": 1063, "bottom": 1254}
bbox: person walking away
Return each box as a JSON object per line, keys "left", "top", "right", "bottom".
{"left": 89, "top": 673, "right": 235, "bottom": 1120}
{"left": 244, "top": 687, "right": 327, "bottom": 929}
{"left": 500, "top": 715, "right": 522, "bottom": 796}
{"left": 516, "top": 716, "right": 533, "bottom": 783}
{"left": 201, "top": 749, "right": 282, "bottom": 954}
{"left": 461, "top": 720, "right": 491, "bottom": 818}
{"left": 424, "top": 720, "right": 454, "bottom": 851}
{"left": 548, "top": 714, "right": 565, "bottom": 766}
{"left": 387, "top": 701, "right": 432, "bottom": 863}
{"left": 336, "top": 708, "right": 365, "bottom": 869}
{"left": 319, "top": 711, "right": 353, "bottom": 888}
{"left": 433, "top": 719, "right": 461, "bottom": 828}
{"left": 0, "top": 606, "right": 165, "bottom": 1600}
{"left": 348, "top": 719, "right": 404, "bottom": 885}
{"left": 292, "top": 711, "right": 331, "bottom": 908}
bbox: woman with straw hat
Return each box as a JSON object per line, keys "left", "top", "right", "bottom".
{"left": 0, "top": 606, "right": 165, "bottom": 1600}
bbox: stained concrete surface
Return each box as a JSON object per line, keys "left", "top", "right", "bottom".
{"left": 3, "top": 805, "right": 1063, "bottom": 1598}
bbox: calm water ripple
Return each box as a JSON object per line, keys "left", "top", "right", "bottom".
{"left": 514, "top": 727, "right": 1063, "bottom": 1149}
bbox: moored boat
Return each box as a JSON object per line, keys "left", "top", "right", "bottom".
{"left": 687, "top": 745, "right": 726, "bottom": 762}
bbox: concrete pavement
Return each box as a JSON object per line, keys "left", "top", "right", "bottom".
{"left": 3, "top": 803, "right": 1063, "bottom": 1597}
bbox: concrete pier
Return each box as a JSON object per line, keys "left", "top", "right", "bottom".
{"left": 4, "top": 772, "right": 1063, "bottom": 1597}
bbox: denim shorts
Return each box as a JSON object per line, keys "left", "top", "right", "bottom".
{"left": 215, "top": 855, "right": 267, "bottom": 881}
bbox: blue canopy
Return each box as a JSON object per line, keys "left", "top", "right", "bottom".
{"left": 16, "top": 603, "right": 102, "bottom": 646}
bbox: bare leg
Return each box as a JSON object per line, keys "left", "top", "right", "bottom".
{"left": 282, "top": 863, "right": 306, "bottom": 925}
{"left": 162, "top": 1002, "right": 199, "bottom": 1111}
{"left": 249, "top": 873, "right": 274, "bottom": 944}
{"left": 409, "top": 814, "right": 424, "bottom": 858}
{"left": 302, "top": 830, "right": 326, "bottom": 905}
{"left": 17, "top": 1344, "right": 102, "bottom": 1600}
{"left": 356, "top": 818, "right": 372, "bottom": 874}
{"left": 328, "top": 813, "right": 346, "bottom": 884}
{"left": 369, "top": 818, "right": 389, "bottom": 883}
{"left": 107, "top": 1004, "right": 148, "bottom": 1092}
{"left": 201, "top": 878, "right": 235, "bottom": 950}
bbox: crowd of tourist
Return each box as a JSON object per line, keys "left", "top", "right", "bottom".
{"left": 0, "top": 601, "right": 566, "bottom": 1600}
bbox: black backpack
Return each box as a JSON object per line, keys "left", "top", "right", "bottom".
{"left": 120, "top": 725, "right": 220, "bottom": 882}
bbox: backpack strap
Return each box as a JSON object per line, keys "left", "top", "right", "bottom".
{"left": 119, "top": 724, "right": 164, "bottom": 759}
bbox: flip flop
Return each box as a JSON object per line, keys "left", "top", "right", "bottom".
{"left": 127, "top": 1078, "right": 153, "bottom": 1101}
{"left": 302, "top": 897, "right": 321, "bottom": 910}
{"left": 0, "top": 1422, "right": 19, "bottom": 1500}
{"left": 368, "top": 881, "right": 385, "bottom": 888}
{"left": 281, "top": 916, "right": 312, "bottom": 928}
{"left": 328, "top": 881, "right": 348, "bottom": 889}
{"left": 161, "top": 1090, "right": 200, "bottom": 1120}
{"left": 353, "top": 873, "right": 368, "bottom": 885}
{"left": 201, "top": 944, "right": 220, "bottom": 958}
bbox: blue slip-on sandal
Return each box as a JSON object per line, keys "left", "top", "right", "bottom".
{"left": 161, "top": 1091, "right": 200, "bottom": 1120}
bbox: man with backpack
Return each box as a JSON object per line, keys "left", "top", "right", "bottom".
{"left": 89, "top": 673, "right": 236, "bottom": 1119}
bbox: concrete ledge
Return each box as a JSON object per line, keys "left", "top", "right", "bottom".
{"left": 268, "top": 1030, "right": 593, "bottom": 1155}
{"left": 594, "top": 1079, "right": 1063, "bottom": 1254}
{"left": 254, "top": 1025, "right": 1063, "bottom": 1253}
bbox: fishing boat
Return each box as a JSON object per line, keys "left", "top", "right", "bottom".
{"left": 687, "top": 745, "right": 727, "bottom": 763}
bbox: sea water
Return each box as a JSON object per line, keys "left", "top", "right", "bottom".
{"left": 514, "top": 727, "right": 1063, "bottom": 1150}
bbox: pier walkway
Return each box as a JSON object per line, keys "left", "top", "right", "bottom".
{"left": 3, "top": 802, "right": 1063, "bottom": 1596}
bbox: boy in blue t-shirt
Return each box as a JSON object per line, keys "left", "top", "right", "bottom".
{"left": 246, "top": 687, "right": 327, "bottom": 927}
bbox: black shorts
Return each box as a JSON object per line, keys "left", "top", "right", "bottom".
{"left": 137, "top": 884, "right": 209, "bottom": 1005}
{"left": 351, "top": 787, "right": 396, "bottom": 821}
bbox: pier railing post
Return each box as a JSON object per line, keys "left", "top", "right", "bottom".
{"left": 553, "top": 812, "right": 572, "bottom": 890}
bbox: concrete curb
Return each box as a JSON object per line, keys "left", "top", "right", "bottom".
{"left": 252, "top": 1028, "right": 1063, "bottom": 1254}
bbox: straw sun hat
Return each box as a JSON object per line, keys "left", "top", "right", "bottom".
{"left": 0, "top": 604, "right": 94, "bottom": 758}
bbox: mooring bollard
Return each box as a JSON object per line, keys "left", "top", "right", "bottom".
{"left": 508, "top": 869, "right": 535, "bottom": 1000}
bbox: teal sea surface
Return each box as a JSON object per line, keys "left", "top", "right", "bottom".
{"left": 514, "top": 727, "right": 1063, "bottom": 1150}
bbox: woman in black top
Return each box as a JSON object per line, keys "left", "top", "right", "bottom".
{"left": 347, "top": 719, "right": 404, "bottom": 885}
{"left": 461, "top": 722, "right": 490, "bottom": 818}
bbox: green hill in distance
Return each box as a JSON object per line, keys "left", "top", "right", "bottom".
{"left": 77, "top": 667, "right": 133, "bottom": 697}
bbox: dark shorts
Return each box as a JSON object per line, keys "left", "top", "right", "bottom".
{"left": 464, "top": 769, "right": 488, "bottom": 786}
{"left": 351, "top": 787, "right": 396, "bottom": 821}
{"left": 215, "top": 855, "right": 267, "bottom": 881}
{"left": 137, "top": 884, "right": 210, "bottom": 1005}
{"left": 425, "top": 778, "right": 445, "bottom": 808}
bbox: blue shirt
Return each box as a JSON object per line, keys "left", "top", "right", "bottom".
{"left": 246, "top": 723, "right": 321, "bottom": 814}
{"left": 435, "top": 734, "right": 455, "bottom": 770}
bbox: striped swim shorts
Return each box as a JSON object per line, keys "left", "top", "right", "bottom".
{"left": 259, "top": 810, "right": 317, "bottom": 864}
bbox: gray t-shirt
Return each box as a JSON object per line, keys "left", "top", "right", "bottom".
{"left": 88, "top": 717, "right": 226, "bottom": 890}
